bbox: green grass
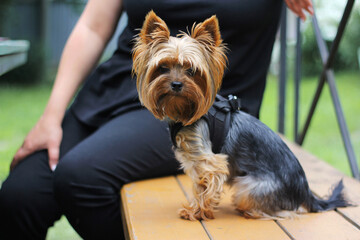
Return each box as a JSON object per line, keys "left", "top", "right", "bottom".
{"left": 260, "top": 71, "right": 360, "bottom": 176}
{"left": 0, "top": 71, "right": 359, "bottom": 238}
{"left": 0, "top": 83, "right": 81, "bottom": 240}
{"left": 0, "top": 84, "right": 50, "bottom": 181}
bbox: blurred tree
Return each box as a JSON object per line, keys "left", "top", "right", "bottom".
{"left": 0, "top": 0, "right": 47, "bottom": 84}
{"left": 0, "top": 0, "right": 12, "bottom": 33}
{"left": 301, "top": 1, "right": 360, "bottom": 76}
{"left": 338, "top": 7, "right": 360, "bottom": 70}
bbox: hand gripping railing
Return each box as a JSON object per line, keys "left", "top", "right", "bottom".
{"left": 278, "top": 0, "right": 360, "bottom": 180}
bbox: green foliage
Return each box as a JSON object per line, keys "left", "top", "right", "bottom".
{"left": 338, "top": 7, "right": 360, "bottom": 70}
{"left": 0, "top": 0, "right": 12, "bottom": 32}
{"left": 301, "top": 6, "right": 360, "bottom": 76}
{"left": 301, "top": 27, "right": 323, "bottom": 76}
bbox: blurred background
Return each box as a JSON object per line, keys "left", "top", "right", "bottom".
{"left": 0, "top": 0, "right": 359, "bottom": 239}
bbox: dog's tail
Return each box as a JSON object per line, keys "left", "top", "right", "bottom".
{"left": 305, "top": 179, "right": 353, "bottom": 212}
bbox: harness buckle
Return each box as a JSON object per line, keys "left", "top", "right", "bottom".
{"left": 228, "top": 95, "right": 241, "bottom": 111}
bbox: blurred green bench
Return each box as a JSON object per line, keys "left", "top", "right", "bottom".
{"left": 0, "top": 39, "right": 30, "bottom": 76}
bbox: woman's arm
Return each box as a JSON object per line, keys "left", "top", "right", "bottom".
{"left": 11, "top": 0, "right": 123, "bottom": 171}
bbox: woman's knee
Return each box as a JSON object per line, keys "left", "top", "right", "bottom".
{"left": 53, "top": 151, "right": 120, "bottom": 209}
{"left": 0, "top": 150, "right": 53, "bottom": 212}
{"left": 0, "top": 151, "right": 61, "bottom": 239}
{"left": 53, "top": 151, "right": 124, "bottom": 238}
{"left": 0, "top": 176, "right": 30, "bottom": 213}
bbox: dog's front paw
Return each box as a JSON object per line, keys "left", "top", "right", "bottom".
{"left": 179, "top": 207, "right": 197, "bottom": 221}
{"left": 178, "top": 205, "right": 215, "bottom": 221}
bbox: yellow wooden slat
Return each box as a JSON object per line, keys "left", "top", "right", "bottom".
{"left": 282, "top": 138, "right": 360, "bottom": 228}
{"left": 279, "top": 211, "right": 360, "bottom": 240}
{"left": 121, "top": 176, "right": 210, "bottom": 240}
{"left": 176, "top": 174, "right": 291, "bottom": 240}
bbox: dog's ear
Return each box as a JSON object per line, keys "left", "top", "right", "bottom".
{"left": 191, "top": 15, "right": 222, "bottom": 48}
{"left": 140, "top": 10, "right": 170, "bottom": 44}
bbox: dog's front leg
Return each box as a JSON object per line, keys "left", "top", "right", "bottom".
{"left": 174, "top": 121, "right": 229, "bottom": 220}
{"left": 179, "top": 153, "right": 229, "bottom": 221}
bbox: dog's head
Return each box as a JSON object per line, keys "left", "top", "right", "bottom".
{"left": 132, "top": 11, "right": 227, "bottom": 125}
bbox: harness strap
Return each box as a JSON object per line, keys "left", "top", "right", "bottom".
{"left": 169, "top": 121, "right": 183, "bottom": 148}
{"left": 169, "top": 95, "right": 241, "bottom": 153}
{"left": 205, "top": 95, "right": 241, "bottom": 153}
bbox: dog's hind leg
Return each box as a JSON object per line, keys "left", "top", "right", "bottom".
{"left": 231, "top": 175, "right": 277, "bottom": 219}
{"left": 231, "top": 175, "right": 306, "bottom": 219}
{"left": 174, "top": 120, "right": 229, "bottom": 220}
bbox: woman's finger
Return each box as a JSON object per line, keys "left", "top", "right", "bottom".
{"left": 285, "top": 0, "right": 312, "bottom": 20}
{"left": 48, "top": 143, "right": 60, "bottom": 171}
{"left": 11, "top": 147, "right": 32, "bottom": 171}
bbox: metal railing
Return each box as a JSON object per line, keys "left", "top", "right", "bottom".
{"left": 278, "top": 0, "right": 360, "bottom": 180}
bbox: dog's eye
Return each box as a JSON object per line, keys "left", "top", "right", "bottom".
{"left": 186, "top": 68, "right": 195, "bottom": 77}
{"left": 158, "top": 65, "right": 170, "bottom": 74}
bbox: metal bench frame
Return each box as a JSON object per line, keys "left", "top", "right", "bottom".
{"left": 278, "top": 0, "right": 359, "bottom": 179}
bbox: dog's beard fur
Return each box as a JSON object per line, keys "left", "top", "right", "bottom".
{"left": 146, "top": 74, "right": 205, "bottom": 124}
{"left": 132, "top": 10, "right": 227, "bottom": 125}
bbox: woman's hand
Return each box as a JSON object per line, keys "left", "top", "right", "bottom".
{"left": 11, "top": 115, "right": 63, "bottom": 171}
{"left": 284, "top": 0, "right": 314, "bottom": 20}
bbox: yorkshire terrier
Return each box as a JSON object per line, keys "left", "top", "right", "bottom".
{"left": 132, "top": 11, "right": 350, "bottom": 220}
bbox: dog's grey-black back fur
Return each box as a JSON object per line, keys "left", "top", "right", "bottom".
{"left": 222, "top": 110, "right": 350, "bottom": 214}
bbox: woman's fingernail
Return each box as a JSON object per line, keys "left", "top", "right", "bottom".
{"left": 51, "top": 164, "right": 57, "bottom": 171}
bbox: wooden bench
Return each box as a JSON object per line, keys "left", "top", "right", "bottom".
{"left": 0, "top": 39, "right": 30, "bottom": 76}
{"left": 121, "top": 137, "right": 360, "bottom": 240}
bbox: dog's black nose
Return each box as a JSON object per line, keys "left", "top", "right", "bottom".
{"left": 171, "top": 81, "right": 183, "bottom": 92}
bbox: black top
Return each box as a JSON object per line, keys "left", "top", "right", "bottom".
{"left": 71, "top": 0, "right": 282, "bottom": 126}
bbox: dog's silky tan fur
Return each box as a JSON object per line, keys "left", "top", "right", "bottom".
{"left": 132, "top": 11, "right": 351, "bottom": 221}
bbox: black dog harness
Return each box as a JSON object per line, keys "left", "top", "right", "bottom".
{"left": 169, "top": 95, "right": 241, "bottom": 154}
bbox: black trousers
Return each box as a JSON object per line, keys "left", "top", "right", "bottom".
{"left": 0, "top": 108, "right": 181, "bottom": 240}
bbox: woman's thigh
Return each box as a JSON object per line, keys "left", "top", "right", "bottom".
{"left": 53, "top": 108, "right": 181, "bottom": 239}
{"left": 56, "top": 108, "right": 180, "bottom": 188}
